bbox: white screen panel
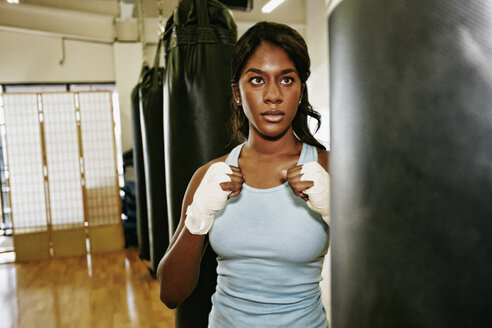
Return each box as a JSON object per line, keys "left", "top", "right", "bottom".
{"left": 78, "top": 92, "right": 120, "bottom": 226}
{"left": 42, "top": 93, "right": 84, "bottom": 230}
{"left": 2, "top": 94, "right": 48, "bottom": 233}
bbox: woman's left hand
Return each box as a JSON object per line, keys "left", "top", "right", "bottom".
{"left": 283, "top": 162, "right": 330, "bottom": 224}
{"left": 282, "top": 166, "right": 313, "bottom": 201}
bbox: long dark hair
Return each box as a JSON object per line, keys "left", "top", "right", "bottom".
{"left": 230, "top": 21, "right": 325, "bottom": 150}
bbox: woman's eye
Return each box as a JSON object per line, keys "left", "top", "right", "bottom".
{"left": 249, "top": 76, "right": 264, "bottom": 85}
{"left": 280, "top": 76, "right": 294, "bottom": 85}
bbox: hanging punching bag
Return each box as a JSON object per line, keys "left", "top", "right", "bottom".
{"left": 329, "top": 1, "right": 492, "bottom": 327}
{"left": 140, "top": 38, "right": 169, "bottom": 274}
{"left": 163, "top": 0, "right": 236, "bottom": 327}
{"left": 131, "top": 68, "right": 150, "bottom": 261}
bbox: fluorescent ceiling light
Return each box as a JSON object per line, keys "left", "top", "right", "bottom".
{"left": 7, "top": 0, "right": 20, "bottom": 3}
{"left": 262, "top": 0, "right": 286, "bottom": 14}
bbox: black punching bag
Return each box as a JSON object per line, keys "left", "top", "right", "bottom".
{"left": 140, "top": 38, "right": 169, "bottom": 274}
{"left": 163, "top": 0, "right": 236, "bottom": 327}
{"left": 131, "top": 67, "right": 150, "bottom": 261}
{"left": 330, "top": 1, "right": 492, "bottom": 327}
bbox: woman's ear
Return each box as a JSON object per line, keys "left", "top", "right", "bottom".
{"left": 300, "top": 83, "right": 306, "bottom": 101}
{"left": 231, "top": 83, "right": 241, "bottom": 105}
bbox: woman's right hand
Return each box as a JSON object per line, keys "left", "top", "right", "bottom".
{"left": 185, "top": 162, "right": 244, "bottom": 235}
{"left": 222, "top": 165, "right": 245, "bottom": 199}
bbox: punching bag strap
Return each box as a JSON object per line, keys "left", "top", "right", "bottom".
{"left": 152, "top": 36, "right": 164, "bottom": 86}
{"left": 195, "top": 0, "right": 210, "bottom": 27}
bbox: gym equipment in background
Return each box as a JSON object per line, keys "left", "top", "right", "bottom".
{"left": 329, "top": 1, "right": 492, "bottom": 327}
{"left": 139, "top": 37, "right": 169, "bottom": 275}
{"left": 131, "top": 76, "right": 150, "bottom": 261}
{"left": 163, "top": 0, "right": 237, "bottom": 326}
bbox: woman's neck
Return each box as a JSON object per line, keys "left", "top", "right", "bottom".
{"left": 244, "top": 127, "right": 301, "bottom": 157}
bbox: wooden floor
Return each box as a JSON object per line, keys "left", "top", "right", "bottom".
{"left": 0, "top": 249, "right": 174, "bottom": 328}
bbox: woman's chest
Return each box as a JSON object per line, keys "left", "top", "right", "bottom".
{"left": 238, "top": 157, "right": 298, "bottom": 189}
{"left": 210, "top": 188, "right": 329, "bottom": 263}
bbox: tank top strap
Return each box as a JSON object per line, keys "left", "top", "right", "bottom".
{"left": 225, "top": 142, "right": 318, "bottom": 166}
{"left": 297, "top": 143, "right": 318, "bottom": 165}
{"left": 225, "top": 143, "right": 245, "bottom": 166}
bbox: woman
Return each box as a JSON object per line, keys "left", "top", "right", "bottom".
{"left": 157, "top": 21, "right": 330, "bottom": 327}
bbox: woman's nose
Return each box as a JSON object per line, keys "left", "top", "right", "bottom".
{"left": 264, "top": 82, "right": 282, "bottom": 104}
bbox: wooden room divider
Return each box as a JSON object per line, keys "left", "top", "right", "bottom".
{"left": 0, "top": 91, "right": 123, "bottom": 261}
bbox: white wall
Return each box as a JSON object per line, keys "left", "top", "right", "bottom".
{"left": 305, "top": 0, "right": 331, "bottom": 323}
{"left": 113, "top": 42, "right": 143, "bottom": 156}
{"left": 0, "top": 30, "right": 114, "bottom": 83}
{"left": 306, "top": 0, "right": 330, "bottom": 149}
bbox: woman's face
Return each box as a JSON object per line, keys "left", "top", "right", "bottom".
{"left": 234, "top": 41, "right": 303, "bottom": 140}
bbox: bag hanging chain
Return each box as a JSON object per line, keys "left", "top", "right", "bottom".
{"left": 158, "top": 0, "right": 164, "bottom": 35}
{"left": 137, "top": 0, "right": 146, "bottom": 48}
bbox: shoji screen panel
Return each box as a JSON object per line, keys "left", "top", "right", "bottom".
{"left": 42, "top": 93, "right": 86, "bottom": 257}
{"left": 2, "top": 94, "right": 50, "bottom": 261}
{"left": 78, "top": 92, "right": 123, "bottom": 253}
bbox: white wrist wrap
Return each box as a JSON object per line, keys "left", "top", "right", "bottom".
{"left": 185, "top": 162, "right": 232, "bottom": 235}
{"left": 301, "top": 161, "right": 330, "bottom": 225}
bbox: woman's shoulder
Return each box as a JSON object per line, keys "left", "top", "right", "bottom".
{"left": 316, "top": 148, "right": 330, "bottom": 173}
{"left": 207, "top": 154, "right": 230, "bottom": 167}
{"left": 192, "top": 153, "right": 231, "bottom": 180}
{"left": 184, "top": 153, "right": 232, "bottom": 201}
{"left": 198, "top": 142, "right": 243, "bottom": 173}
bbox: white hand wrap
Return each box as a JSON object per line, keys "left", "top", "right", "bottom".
{"left": 185, "top": 162, "right": 233, "bottom": 235}
{"left": 301, "top": 161, "right": 330, "bottom": 225}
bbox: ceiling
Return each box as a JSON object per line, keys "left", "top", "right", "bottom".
{"left": 15, "top": 0, "right": 306, "bottom": 25}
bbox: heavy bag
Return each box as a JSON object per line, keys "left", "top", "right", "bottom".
{"left": 131, "top": 71, "right": 150, "bottom": 261}
{"left": 140, "top": 37, "right": 169, "bottom": 274}
{"left": 163, "top": 0, "right": 237, "bottom": 326}
{"left": 329, "top": 1, "right": 492, "bottom": 327}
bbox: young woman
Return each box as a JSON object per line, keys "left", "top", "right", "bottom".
{"left": 157, "top": 21, "right": 330, "bottom": 327}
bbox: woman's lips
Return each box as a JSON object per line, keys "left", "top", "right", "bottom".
{"left": 262, "top": 110, "right": 284, "bottom": 123}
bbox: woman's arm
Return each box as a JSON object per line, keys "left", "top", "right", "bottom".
{"left": 157, "top": 158, "right": 244, "bottom": 309}
{"left": 156, "top": 164, "right": 209, "bottom": 309}
{"left": 317, "top": 148, "right": 330, "bottom": 173}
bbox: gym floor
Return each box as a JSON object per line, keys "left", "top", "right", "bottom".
{"left": 0, "top": 235, "right": 13, "bottom": 253}
{"left": 0, "top": 249, "right": 175, "bottom": 328}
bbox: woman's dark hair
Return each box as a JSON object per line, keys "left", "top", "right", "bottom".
{"left": 230, "top": 21, "right": 325, "bottom": 150}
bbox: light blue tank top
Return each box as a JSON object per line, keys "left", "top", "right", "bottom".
{"left": 208, "top": 143, "right": 330, "bottom": 328}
